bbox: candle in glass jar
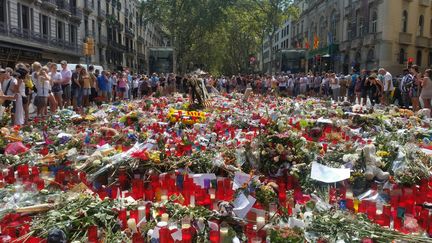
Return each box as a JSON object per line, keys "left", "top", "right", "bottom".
{"left": 190, "top": 195, "right": 195, "bottom": 207}
{"left": 127, "top": 218, "right": 138, "bottom": 233}
{"left": 256, "top": 216, "right": 265, "bottom": 229}
{"left": 161, "top": 213, "right": 169, "bottom": 223}
{"left": 220, "top": 226, "right": 229, "bottom": 242}
{"left": 209, "top": 188, "right": 216, "bottom": 200}
{"left": 138, "top": 206, "right": 146, "bottom": 224}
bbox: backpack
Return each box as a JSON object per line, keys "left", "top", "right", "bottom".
{"left": 402, "top": 74, "right": 414, "bottom": 93}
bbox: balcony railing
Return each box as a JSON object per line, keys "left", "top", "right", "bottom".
{"left": 70, "top": 7, "right": 83, "bottom": 23}
{"left": 97, "top": 9, "right": 106, "bottom": 21}
{"left": 56, "top": 0, "right": 71, "bottom": 15}
{"left": 84, "top": 0, "right": 95, "bottom": 14}
{"left": 0, "top": 24, "right": 80, "bottom": 54}
{"left": 41, "top": 0, "right": 57, "bottom": 10}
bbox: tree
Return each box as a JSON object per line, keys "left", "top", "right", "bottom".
{"left": 139, "top": 0, "right": 235, "bottom": 74}
{"left": 251, "top": 0, "right": 299, "bottom": 74}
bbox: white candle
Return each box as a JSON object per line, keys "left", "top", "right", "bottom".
{"left": 209, "top": 188, "right": 216, "bottom": 200}
{"left": 220, "top": 226, "right": 229, "bottom": 240}
{"left": 127, "top": 218, "right": 137, "bottom": 233}
{"left": 190, "top": 195, "right": 195, "bottom": 207}
{"left": 161, "top": 194, "right": 168, "bottom": 202}
{"left": 161, "top": 213, "right": 169, "bottom": 223}
{"left": 138, "top": 206, "right": 146, "bottom": 223}
{"left": 256, "top": 216, "right": 265, "bottom": 229}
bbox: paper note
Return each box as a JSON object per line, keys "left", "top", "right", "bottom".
{"left": 233, "top": 193, "right": 256, "bottom": 218}
{"left": 233, "top": 172, "right": 251, "bottom": 190}
{"left": 310, "top": 162, "right": 350, "bottom": 183}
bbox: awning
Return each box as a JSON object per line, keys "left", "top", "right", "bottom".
{"left": 307, "top": 44, "right": 339, "bottom": 59}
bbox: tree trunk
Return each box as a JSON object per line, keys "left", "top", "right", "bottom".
{"left": 268, "top": 33, "right": 274, "bottom": 75}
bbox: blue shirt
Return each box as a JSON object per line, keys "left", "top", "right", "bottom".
{"left": 97, "top": 75, "right": 108, "bottom": 91}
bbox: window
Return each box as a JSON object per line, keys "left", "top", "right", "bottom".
{"left": 40, "top": 14, "right": 49, "bottom": 37}
{"left": 370, "top": 11, "right": 377, "bottom": 33}
{"left": 402, "top": 11, "right": 408, "bottom": 33}
{"left": 330, "top": 15, "right": 337, "bottom": 43}
{"left": 429, "top": 51, "right": 432, "bottom": 66}
{"left": 92, "top": 19, "right": 95, "bottom": 36}
{"left": 84, "top": 17, "right": 88, "bottom": 37}
{"left": 417, "top": 50, "right": 422, "bottom": 66}
{"left": 419, "top": 15, "right": 425, "bottom": 36}
{"left": 430, "top": 19, "right": 432, "bottom": 36}
{"left": 57, "top": 21, "right": 64, "bottom": 40}
{"left": 21, "top": 4, "right": 30, "bottom": 29}
{"left": 69, "top": 24, "right": 77, "bottom": 43}
{"left": 0, "top": 0, "right": 6, "bottom": 23}
{"left": 399, "top": 48, "right": 405, "bottom": 64}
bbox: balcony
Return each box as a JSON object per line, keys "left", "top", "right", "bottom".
{"left": 83, "top": 0, "right": 94, "bottom": 14}
{"left": 56, "top": 0, "right": 71, "bottom": 16}
{"left": 41, "top": 0, "right": 57, "bottom": 11}
{"left": 420, "top": 0, "right": 430, "bottom": 6}
{"left": 137, "top": 36, "right": 144, "bottom": 43}
{"left": 97, "top": 9, "right": 106, "bottom": 21}
{"left": 363, "top": 33, "right": 376, "bottom": 46}
{"left": 399, "top": 32, "right": 413, "bottom": 44}
{"left": 70, "top": 7, "right": 83, "bottom": 23}
{"left": 416, "top": 36, "right": 429, "bottom": 48}
{"left": 0, "top": 25, "right": 81, "bottom": 55}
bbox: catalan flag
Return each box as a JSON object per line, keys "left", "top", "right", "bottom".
{"left": 305, "top": 37, "right": 310, "bottom": 49}
{"left": 313, "top": 34, "right": 319, "bottom": 49}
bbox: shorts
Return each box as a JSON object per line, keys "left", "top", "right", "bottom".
{"left": 83, "top": 88, "right": 91, "bottom": 96}
{"left": 279, "top": 86, "right": 287, "bottom": 92}
{"left": 62, "top": 84, "right": 71, "bottom": 101}
{"left": 34, "top": 96, "right": 48, "bottom": 108}
{"left": 118, "top": 87, "right": 126, "bottom": 93}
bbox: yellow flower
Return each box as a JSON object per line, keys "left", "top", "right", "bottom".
{"left": 376, "top": 151, "right": 389, "bottom": 157}
{"left": 149, "top": 151, "right": 161, "bottom": 163}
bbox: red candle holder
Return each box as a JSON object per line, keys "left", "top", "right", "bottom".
{"left": 159, "top": 226, "right": 171, "bottom": 243}
{"left": 118, "top": 209, "right": 127, "bottom": 229}
{"left": 87, "top": 225, "right": 98, "bottom": 243}
{"left": 209, "top": 230, "right": 220, "bottom": 243}
{"left": 182, "top": 228, "right": 192, "bottom": 243}
{"left": 132, "top": 233, "right": 144, "bottom": 243}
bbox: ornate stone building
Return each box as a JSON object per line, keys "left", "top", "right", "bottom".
{"left": 0, "top": 0, "right": 165, "bottom": 73}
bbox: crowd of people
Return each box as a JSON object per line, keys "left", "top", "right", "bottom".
{"left": 1, "top": 60, "right": 432, "bottom": 126}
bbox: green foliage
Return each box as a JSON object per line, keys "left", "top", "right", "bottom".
{"left": 138, "top": 0, "right": 298, "bottom": 74}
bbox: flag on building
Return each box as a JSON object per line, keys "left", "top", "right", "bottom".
{"left": 313, "top": 34, "right": 319, "bottom": 49}
{"left": 305, "top": 37, "right": 310, "bottom": 49}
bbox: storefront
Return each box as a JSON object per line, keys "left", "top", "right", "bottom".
{"left": 307, "top": 44, "right": 339, "bottom": 73}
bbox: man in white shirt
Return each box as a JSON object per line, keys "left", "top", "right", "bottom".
{"left": 379, "top": 68, "right": 394, "bottom": 105}
{"left": 60, "top": 61, "right": 72, "bottom": 108}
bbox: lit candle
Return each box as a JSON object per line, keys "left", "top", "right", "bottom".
{"left": 161, "top": 213, "right": 169, "bottom": 223}
{"left": 256, "top": 216, "right": 265, "bottom": 229}
{"left": 127, "top": 218, "right": 137, "bottom": 233}
{"left": 209, "top": 188, "right": 216, "bottom": 200}
{"left": 190, "top": 195, "right": 195, "bottom": 207}
{"left": 161, "top": 194, "right": 168, "bottom": 202}
{"left": 220, "top": 226, "right": 229, "bottom": 242}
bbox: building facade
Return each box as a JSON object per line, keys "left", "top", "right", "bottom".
{"left": 0, "top": 0, "right": 165, "bottom": 73}
{"left": 262, "top": 0, "right": 432, "bottom": 75}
